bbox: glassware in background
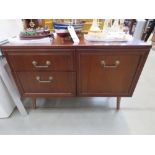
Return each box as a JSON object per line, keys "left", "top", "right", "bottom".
{"left": 110, "top": 19, "right": 120, "bottom": 32}
{"left": 102, "top": 19, "right": 112, "bottom": 33}
{"left": 120, "top": 19, "right": 125, "bottom": 30}
{"left": 89, "top": 19, "right": 101, "bottom": 32}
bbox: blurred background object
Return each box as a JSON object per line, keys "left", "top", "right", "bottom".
{"left": 133, "top": 19, "right": 147, "bottom": 40}
{"left": 20, "top": 19, "right": 52, "bottom": 39}
{"left": 141, "top": 19, "right": 155, "bottom": 41}
{"left": 0, "top": 20, "right": 23, "bottom": 42}
{"left": 152, "top": 31, "right": 155, "bottom": 50}
{"left": 22, "top": 19, "right": 44, "bottom": 29}
{"left": 44, "top": 19, "right": 104, "bottom": 33}
{"left": 152, "top": 31, "right": 155, "bottom": 42}
{"left": 88, "top": 19, "right": 101, "bottom": 32}
{"left": 52, "top": 19, "right": 85, "bottom": 38}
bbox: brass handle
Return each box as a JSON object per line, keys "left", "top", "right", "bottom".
{"left": 36, "top": 76, "right": 53, "bottom": 83}
{"left": 100, "top": 60, "right": 120, "bottom": 68}
{"left": 32, "top": 60, "right": 51, "bottom": 68}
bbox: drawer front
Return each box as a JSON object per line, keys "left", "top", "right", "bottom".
{"left": 16, "top": 71, "right": 76, "bottom": 96}
{"left": 77, "top": 50, "right": 143, "bottom": 96}
{"left": 7, "top": 50, "right": 74, "bottom": 71}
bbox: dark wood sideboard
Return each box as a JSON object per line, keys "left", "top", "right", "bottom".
{"left": 0, "top": 36, "right": 151, "bottom": 109}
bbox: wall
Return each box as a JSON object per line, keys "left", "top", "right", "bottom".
{"left": 0, "top": 19, "right": 23, "bottom": 42}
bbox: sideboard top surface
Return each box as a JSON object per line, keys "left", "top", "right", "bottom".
{"left": 0, "top": 35, "right": 151, "bottom": 49}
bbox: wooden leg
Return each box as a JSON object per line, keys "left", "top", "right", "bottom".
{"left": 32, "top": 97, "right": 36, "bottom": 109}
{"left": 116, "top": 97, "right": 121, "bottom": 110}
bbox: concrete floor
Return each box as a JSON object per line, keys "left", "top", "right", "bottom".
{"left": 0, "top": 49, "right": 155, "bottom": 135}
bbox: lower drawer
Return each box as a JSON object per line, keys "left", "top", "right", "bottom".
{"left": 16, "top": 71, "right": 76, "bottom": 96}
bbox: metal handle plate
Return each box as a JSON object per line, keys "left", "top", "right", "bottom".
{"left": 32, "top": 60, "right": 51, "bottom": 68}
{"left": 36, "top": 76, "right": 53, "bottom": 83}
{"left": 100, "top": 60, "right": 120, "bottom": 68}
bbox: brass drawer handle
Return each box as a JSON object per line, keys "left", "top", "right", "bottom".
{"left": 100, "top": 60, "right": 120, "bottom": 68}
{"left": 32, "top": 60, "right": 51, "bottom": 68}
{"left": 36, "top": 76, "right": 53, "bottom": 83}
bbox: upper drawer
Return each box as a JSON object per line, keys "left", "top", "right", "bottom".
{"left": 6, "top": 49, "right": 75, "bottom": 71}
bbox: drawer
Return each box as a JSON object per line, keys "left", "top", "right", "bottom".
{"left": 78, "top": 51, "right": 142, "bottom": 96}
{"left": 7, "top": 50, "right": 74, "bottom": 71}
{"left": 16, "top": 71, "right": 76, "bottom": 96}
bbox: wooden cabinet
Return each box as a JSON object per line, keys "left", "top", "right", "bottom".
{"left": 1, "top": 36, "right": 151, "bottom": 109}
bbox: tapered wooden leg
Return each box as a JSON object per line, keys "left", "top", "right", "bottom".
{"left": 32, "top": 97, "right": 36, "bottom": 109}
{"left": 116, "top": 97, "right": 121, "bottom": 110}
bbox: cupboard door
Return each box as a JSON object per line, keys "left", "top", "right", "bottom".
{"left": 77, "top": 50, "right": 143, "bottom": 96}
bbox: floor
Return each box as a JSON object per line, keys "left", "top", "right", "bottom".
{"left": 0, "top": 49, "right": 155, "bottom": 135}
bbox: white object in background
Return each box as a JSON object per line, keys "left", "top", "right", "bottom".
{"left": 89, "top": 19, "right": 101, "bottom": 32}
{"left": 0, "top": 58, "right": 27, "bottom": 117}
{"left": 67, "top": 26, "right": 80, "bottom": 43}
{"left": 84, "top": 33, "right": 133, "bottom": 42}
{"left": 0, "top": 76, "right": 15, "bottom": 118}
{"left": 102, "top": 19, "right": 111, "bottom": 33}
{"left": 8, "top": 36, "right": 52, "bottom": 44}
{"left": 0, "top": 19, "right": 23, "bottom": 42}
{"left": 110, "top": 19, "right": 120, "bottom": 32}
{"left": 133, "top": 19, "right": 146, "bottom": 40}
